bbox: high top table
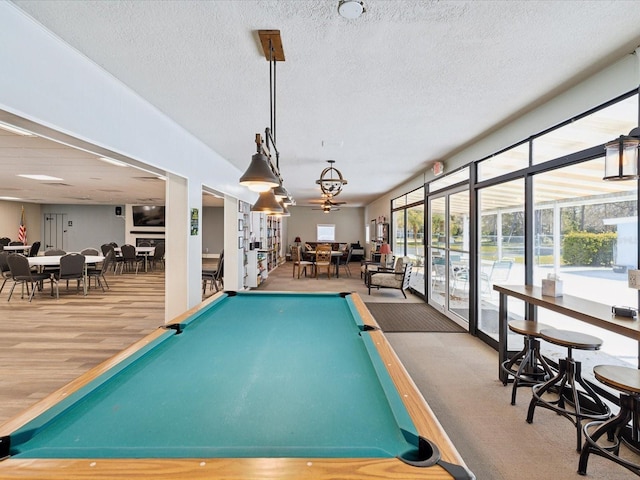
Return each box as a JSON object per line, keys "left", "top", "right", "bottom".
{"left": 494, "top": 284, "right": 640, "bottom": 385}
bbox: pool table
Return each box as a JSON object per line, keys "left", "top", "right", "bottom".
{"left": 0, "top": 291, "right": 474, "bottom": 479}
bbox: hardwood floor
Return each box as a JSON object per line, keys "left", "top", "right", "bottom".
{"left": 0, "top": 260, "right": 414, "bottom": 424}
{"left": 0, "top": 269, "right": 165, "bottom": 424}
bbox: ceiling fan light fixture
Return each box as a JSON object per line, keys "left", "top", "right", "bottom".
{"left": 316, "top": 160, "right": 348, "bottom": 197}
{"left": 338, "top": 0, "right": 365, "bottom": 19}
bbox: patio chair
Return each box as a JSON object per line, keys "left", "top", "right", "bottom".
{"left": 481, "top": 260, "right": 513, "bottom": 294}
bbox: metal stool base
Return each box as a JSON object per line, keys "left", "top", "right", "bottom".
{"left": 501, "top": 337, "right": 555, "bottom": 405}
{"left": 579, "top": 393, "right": 640, "bottom": 476}
{"left": 527, "top": 358, "right": 611, "bottom": 452}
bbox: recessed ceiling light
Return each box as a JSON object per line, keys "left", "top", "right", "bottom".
{"left": 18, "top": 174, "right": 64, "bottom": 181}
{"left": 0, "top": 122, "right": 35, "bottom": 136}
{"left": 99, "top": 157, "right": 128, "bottom": 167}
{"left": 0, "top": 196, "right": 22, "bottom": 201}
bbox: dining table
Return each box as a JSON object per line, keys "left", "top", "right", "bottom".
{"left": 309, "top": 250, "right": 346, "bottom": 278}
{"left": 28, "top": 255, "right": 104, "bottom": 296}
{"left": 114, "top": 246, "right": 155, "bottom": 272}
{"left": 3, "top": 245, "right": 31, "bottom": 253}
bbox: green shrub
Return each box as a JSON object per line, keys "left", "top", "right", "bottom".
{"left": 562, "top": 231, "right": 616, "bottom": 266}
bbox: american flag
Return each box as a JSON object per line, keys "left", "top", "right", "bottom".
{"left": 18, "top": 207, "right": 26, "bottom": 244}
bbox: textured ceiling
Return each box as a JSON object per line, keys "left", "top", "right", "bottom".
{"left": 5, "top": 0, "right": 640, "bottom": 207}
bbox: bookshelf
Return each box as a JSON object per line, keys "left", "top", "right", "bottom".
{"left": 238, "top": 200, "right": 251, "bottom": 289}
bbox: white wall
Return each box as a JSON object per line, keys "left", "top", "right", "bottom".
{"left": 202, "top": 207, "right": 225, "bottom": 255}
{"left": 46, "top": 204, "right": 125, "bottom": 252}
{"left": 0, "top": 201, "right": 42, "bottom": 245}
{"left": 287, "top": 206, "right": 365, "bottom": 249}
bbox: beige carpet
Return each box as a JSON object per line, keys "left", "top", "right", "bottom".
{"left": 261, "top": 263, "right": 635, "bottom": 479}
{"left": 365, "top": 302, "right": 466, "bottom": 332}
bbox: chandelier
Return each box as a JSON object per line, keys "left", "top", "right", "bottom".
{"left": 315, "top": 160, "right": 348, "bottom": 198}
{"left": 239, "top": 30, "right": 292, "bottom": 215}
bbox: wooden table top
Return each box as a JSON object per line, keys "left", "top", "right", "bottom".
{"left": 494, "top": 284, "right": 640, "bottom": 342}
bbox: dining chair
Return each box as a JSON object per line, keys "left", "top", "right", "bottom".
{"left": 149, "top": 243, "right": 165, "bottom": 271}
{"left": 52, "top": 253, "right": 86, "bottom": 298}
{"left": 28, "top": 241, "right": 41, "bottom": 257}
{"left": 0, "top": 252, "right": 12, "bottom": 294}
{"left": 335, "top": 247, "right": 353, "bottom": 277}
{"left": 87, "top": 249, "right": 113, "bottom": 292}
{"left": 291, "top": 245, "right": 313, "bottom": 278}
{"left": 43, "top": 248, "right": 67, "bottom": 274}
{"left": 119, "top": 244, "right": 143, "bottom": 274}
{"left": 6, "top": 253, "right": 53, "bottom": 302}
{"left": 101, "top": 243, "right": 120, "bottom": 273}
{"left": 80, "top": 248, "right": 100, "bottom": 271}
{"left": 314, "top": 245, "right": 332, "bottom": 279}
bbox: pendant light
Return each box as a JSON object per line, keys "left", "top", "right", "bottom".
{"left": 239, "top": 134, "right": 280, "bottom": 192}
{"left": 251, "top": 188, "right": 283, "bottom": 214}
{"left": 240, "top": 30, "right": 294, "bottom": 207}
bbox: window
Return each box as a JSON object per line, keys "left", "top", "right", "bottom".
{"left": 317, "top": 224, "right": 335, "bottom": 242}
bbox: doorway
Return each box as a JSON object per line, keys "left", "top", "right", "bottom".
{"left": 43, "top": 213, "right": 67, "bottom": 251}
{"left": 427, "top": 186, "right": 470, "bottom": 325}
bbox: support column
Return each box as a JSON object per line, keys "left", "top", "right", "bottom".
{"left": 165, "top": 173, "right": 202, "bottom": 321}
{"left": 224, "top": 196, "right": 242, "bottom": 291}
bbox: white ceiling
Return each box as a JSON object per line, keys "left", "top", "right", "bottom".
{"left": 3, "top": 0, "right": 640, "bottom": 207}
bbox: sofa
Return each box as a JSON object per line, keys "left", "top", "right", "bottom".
{"left": 301, "top": 242, "right": 350, "bottom": 261}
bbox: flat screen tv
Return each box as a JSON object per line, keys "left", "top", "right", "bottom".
{"left": 132, "top": 205, "right": 165, "bottom": 227}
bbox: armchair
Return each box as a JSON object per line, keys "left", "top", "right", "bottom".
{"left": 367, "top": 256, "right": 412, "bottom": 298}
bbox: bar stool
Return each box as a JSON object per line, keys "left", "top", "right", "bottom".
{"left": 526, "top": 328, "right": 611, "bottom": 451}
{"left": 501, "top": 320, "right": 555, "bottom": 405}
{"left": 579, "top": 365, "right": 640, "bottom": 476}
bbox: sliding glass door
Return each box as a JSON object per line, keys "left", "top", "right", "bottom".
{"left": 427, "top": 186, "right": 470, "bottom": 324}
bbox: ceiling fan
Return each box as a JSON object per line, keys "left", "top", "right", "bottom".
{"left": 311, "top": 198, "right": 345, "bottom": 213}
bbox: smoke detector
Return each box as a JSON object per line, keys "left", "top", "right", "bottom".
{"left": 338, "top": 0, "right": 365, "bottom": 19}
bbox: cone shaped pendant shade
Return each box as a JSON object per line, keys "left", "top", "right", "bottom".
{"left": 250, "top": 188, "right": 284, "bottom": 214}
{"left": 272, "top": 200, "right": 290, "bottom": 217}
{"left": 239, "top": 152, "right": 280, "bottom": 192}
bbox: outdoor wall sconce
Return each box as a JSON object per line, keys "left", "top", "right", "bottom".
{"left": 603, "top": 127, "right": 640, "bottom": 180}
